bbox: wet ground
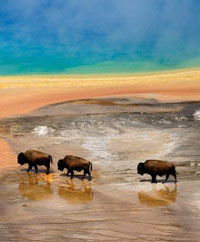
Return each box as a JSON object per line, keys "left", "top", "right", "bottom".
{"left": 0, "top": 97, "right": 200, "bottom": 241}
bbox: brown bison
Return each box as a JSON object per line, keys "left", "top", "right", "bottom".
{"left": 57, "top": 155, "right": 92, "bottom": 179}
{"left": 18, "top": 150, "right": 53, "bottom": 174}
{"left": 137, "top": 160, "right": 177, "bottom": 183}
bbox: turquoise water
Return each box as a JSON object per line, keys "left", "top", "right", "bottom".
{"left": 0, "top": 0, "right": 200, "bottom": 75}
{"left": 1, "top": 40, "right": 200, "bottom": 75}
{"left": 1, "top": 47, "right": 200, "bottom": 76}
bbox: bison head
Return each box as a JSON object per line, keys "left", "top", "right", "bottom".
{"left": 137, "top": 162, "right": 145, "bottom": 175}
{"left": 57, "top": 159, "right": 64, "bottom": 171}
{"left": 17, "top": 152, "right": 26, "bottom": 165}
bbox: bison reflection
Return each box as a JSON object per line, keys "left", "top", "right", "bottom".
{"left": 19, "top": 173, "right": 53, "bottom": 201}
{"left": 138, "top": 184, "right": 177, "bottom": 207}
{"left": 58, "top": 180, "right": 93, "bottom": 204}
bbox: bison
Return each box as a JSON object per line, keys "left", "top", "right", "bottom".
{"left": 57, "top": 155, "right": 92, "bottom": 179}
{"left": 137, "top": 159, "right": 177, "bottom": 183}
{"left": 18, "top": 150, "right": 53, "bottom": 174}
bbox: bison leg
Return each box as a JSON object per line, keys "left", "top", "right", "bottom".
{"left": 82, "top": 168, "right": 91, "bottom": 180}
{"left": 172, "top": 171, "right": 177, "bottom": 183}
{"left": 46, "top": 164, "right": 50, "bottom": 174}
{"left": 27, "top": 164, "right": 32, "bottom": 172}
{"left": 67, "top": 169, "right": 72, "bottom": 177}
{"left": 70, "top": 170, "right": 74, "bottom": 179}
{"left": 163, "top": 174, "right": 169, "bottom": 183}
{"left": 87, "top": 169, "right": 91, "bottom": 180}
{"left": 34, "top": 165, "right": 38, "bottom": 173}
{"left": 151, "top": 175, "right": 157, "bottom": 183}
{"left": 82, "top": 170, "right": 87, "bottom": 180}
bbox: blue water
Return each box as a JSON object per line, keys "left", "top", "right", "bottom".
{"left": 1, "top": 43, "right": 200, "bottom": 75}
{"left": 0, "top": 0, "right": 200, "bottom": 75}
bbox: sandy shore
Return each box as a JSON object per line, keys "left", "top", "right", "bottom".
{"left": 0, "top": 67, "right": 200, "bottom": 118}
{"left": 0, "top": 68, "right": 200, "bottom": 241}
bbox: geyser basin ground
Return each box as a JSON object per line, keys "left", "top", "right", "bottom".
{"left": 0, "top": 97, "right": 200, "bottom": 241}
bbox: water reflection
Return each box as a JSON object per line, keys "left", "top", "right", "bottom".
{"left": 58, "top": 180, "right": 93, "bottom": 204}
{"left": 19, "top": 173, "right": 53, "bottom": 201}
{"left": 138, "top": 184, "right": 177, "bottom": 207}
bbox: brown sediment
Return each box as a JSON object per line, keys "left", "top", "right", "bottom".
{"left": 0, "top": 138, "right": 17, "bottom": 169}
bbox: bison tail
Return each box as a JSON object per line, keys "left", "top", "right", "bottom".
{"left": 49, "top": 155, "right": 53, "bottom": 164}
{"left": 89, "top": 162, "right": 92, "bottom": 171}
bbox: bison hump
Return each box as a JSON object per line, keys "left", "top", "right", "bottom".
{"left": 25, "top": 150, "right": 49, "bottom": 161}
{"left": 144, "top": 160, "right": 173, "bottom": 172}
{"left": 65, "top": 155, "right": 89, "bottom": 164}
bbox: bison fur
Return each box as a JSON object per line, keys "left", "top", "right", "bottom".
{"left": 18, "top": 150, "right": 53, "bottom": 174}
{"left": 57, "top": 155, "right": 92, "bottom": 180}
{"left": 137, "top": 160, "right": 177, "bottom": 183}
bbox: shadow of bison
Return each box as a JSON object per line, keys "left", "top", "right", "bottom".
{"left": 58, "top": 180, "right": 93, "bottom": 204}
{"left": 138, "top": 184, "right": 177, "bottom": 207}
{"left": 18, "top": 173, "right": 53, "bottom": 201}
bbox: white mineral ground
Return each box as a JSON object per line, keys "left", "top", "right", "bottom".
{"left": 0, "top": 69, "right": 200, "bottom": 241}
